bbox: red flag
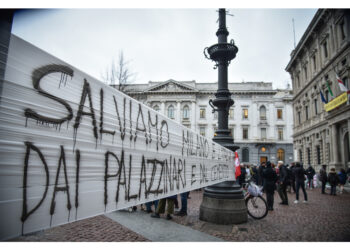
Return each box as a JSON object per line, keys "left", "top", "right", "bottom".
{"left": 234, "top": 151, "right": 241, "bottom": 179}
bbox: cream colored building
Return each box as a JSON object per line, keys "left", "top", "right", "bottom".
{"left": 286, "top": 9, "right": 350, "bottom": 171}
{"left": 117, "top": 80, "right": 294, "bottom": 165}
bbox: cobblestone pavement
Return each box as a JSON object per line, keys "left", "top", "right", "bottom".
{"left": 172, "top": 188, "right": 350, "bottom": 241}
{"left": 11, "top": 187, "right": 350, "bottom": 242}
{"left": 11, "top": 215, "right": 149, "bottom": 242}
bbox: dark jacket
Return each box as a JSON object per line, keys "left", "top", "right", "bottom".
{"left": 328, "top": 171, "right": 339, "bottom": 186}
{"left": 279, "top": 165, "right": 290, "bottom": 185}
{"left": 294, "top": 164, "right": 306, "bottom": 182}
{"left": 239, "top": 166, "right": 246, "bottom": 184}
{"left": 319, "top": 168, "right": 327, "bottom": 183}
{"left": 338, "top": 172, "right": 347, "bottom": 185}
{"left": 262, "top": 165, "right": 278, "bottom": 193}
{"left": 306, "top": 166, "right": 315, "bottom": 179}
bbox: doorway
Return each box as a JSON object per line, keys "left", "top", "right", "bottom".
{"left": 260, "top": 156, "right": 267, "bottom": 164}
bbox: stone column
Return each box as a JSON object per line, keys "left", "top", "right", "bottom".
{"left": 177, "top": 101, "right": 181, "bottom": 123}
{"left": 191, "top": 101, "right": 196, "bottom": 131}
{"left": 322, "top": 129, "right": 326, "bottom": 164}
{"left": 330, "top": 123, "right": 342, "bottom": 170}
{"left": 161, "top": 101, "right": 165, "bottom": 116}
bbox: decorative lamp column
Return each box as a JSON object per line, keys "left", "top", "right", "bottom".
{"left": 199, "top": 8, "right": 247, "bottom": 224}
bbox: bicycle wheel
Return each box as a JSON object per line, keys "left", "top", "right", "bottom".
{"left": 246, "top": 195, "right": 268, "bottom": 219}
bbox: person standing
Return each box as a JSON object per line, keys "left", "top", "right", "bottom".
{"left": 294, "top": 162, "right": 308, "bottom": 204}
{"left": 174, "top": 191, "right": 189, "bottom": 216}
{"left": 151, "top": 195, "right": 176, "bottom": 220}
{"left": 262, "top": 161, "right": 278, "bottom": 211}
{"left": 338, "top": 169, "right": 347, "bottom": 194}
{"left": 319, "top": 165, "right": 328, "bottom": 194}
{"left": 289, "top": 163, "right": 296, "bottom": 193}
{"left": 258, "top": 162, "right": 266, "bottom": 189}
{"left": 306, "top": 165, "right": 316, "bottom": 189}
{"left": 328, "top": 168, "right": 339, "bottom": 196}
{"left": 277, "top": 161, "right": 289, "bottom": 205}
{"left": 238, "top": 164, "right": 246, "bottom": 187}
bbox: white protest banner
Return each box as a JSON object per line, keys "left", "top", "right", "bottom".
{"left": 0, "top": 35, "right": 235, "bottom": 240}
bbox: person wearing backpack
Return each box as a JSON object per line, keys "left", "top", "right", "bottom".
{"left": 328, "top": 168, "right": 339, "bottom": 196}
{"left": 277, "top": 161, "right": 290, "bottom": 205}
{"left": 306, "top": 165, "right": 316, "bottom": 189}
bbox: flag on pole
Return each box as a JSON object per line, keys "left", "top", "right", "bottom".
{"left": 325, "top": 80, "right": 334, "bottom": 97}
{"left": 234, "top": 151, "right": 241, "bottom": 179}
{"left": 319, "top": 88, "right": 327, "bottom": 104}
{"left": 336, "top": 74, "right": 349, "bottom": 93}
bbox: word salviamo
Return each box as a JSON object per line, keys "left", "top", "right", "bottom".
{"left": 0, "top": 35, "right": 235, "bottom": 240}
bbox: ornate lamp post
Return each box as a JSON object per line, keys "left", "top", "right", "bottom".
{"left": 199, "top": 8, "right": 247, "bottom": 224}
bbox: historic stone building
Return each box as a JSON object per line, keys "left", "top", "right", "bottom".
{"left": 286, "top": 9, "right": 350, "bottom": 171}
{"left": 117, "top": 80, "right": 294, "bottom": 165}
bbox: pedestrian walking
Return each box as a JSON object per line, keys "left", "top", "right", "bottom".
{"left": 328, "top": 168, "right": 339, "bottom": 196}
{"left": 306, "top": 165, "right": 315, "bottom": 189}
{"left": 337, "top": 169, "right": 347, "bottom": 194}
{"left": 277, "top": 161, "right": 290, "bottom": 205}
{"left": 262, "top": 161, "right": 278, "bottom": 211}
{"left": 151, "top": 195, "right": 176, "bottom": 220}
{"left": 294, "top": 162, "right": 308, "bottom": 204}
{"left": 319, "top": 165, "right": 328, "bottom": 194}
{"left": 174, "top": 191, "right": 189, "bottom": 216}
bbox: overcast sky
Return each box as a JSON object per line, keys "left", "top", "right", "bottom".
{"left": 12, "top": 8, "right": 317, "bottom": 89}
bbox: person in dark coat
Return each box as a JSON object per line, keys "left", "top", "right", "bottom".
{"left": 277, "top": 161, "right": 289, "bottom": 205}
{"left": 289, "top": 163, "right": 296, "bottom": 193}
{"left": 258, "top": 162, "right": 266, "bottom": 188}
{"left": 328, "top": 168, "right": 339, "bottom": 196}
{"left": 319, "top": 165, "right": 328, "bottom": 194}
{"left": 293, "top": 162, "right": 308, "bottom": 203}
{"left": 338, "top": 168, "right": 347, "bottom": 194}
{"left": 252, "top": 165, "right": 258, "bottom": 184}
{"left": 238, "top": 164, "right": 246, "bottom": 187}
{"left": 262, "top": 161, "right": 278, "bottom": 211}
{"left": 306, "top": 165, "right": 316, "bottom": 189}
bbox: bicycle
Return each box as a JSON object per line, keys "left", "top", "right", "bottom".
{"left": 242, "top": 179, "right": 268, "bottom": 219}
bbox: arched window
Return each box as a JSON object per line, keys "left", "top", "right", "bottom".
{"left": 260, "top": 105, "right": 266, "bottom": 120}
{"left": 167, "top": 105, "right": 174, "bottom": 119}
{"left": 242, "top": 148, "right": 249, "bottom": 162}
{"left": 153, "top": 105, "right": 160, "bottom": 112}
{"left": 277, "top": 148, "right": 285, "bottom": 162}
{"left": 183, "top": 105, "right": 189, "bottom": 119}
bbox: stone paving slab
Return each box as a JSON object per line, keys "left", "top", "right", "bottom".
{"left": 105, "top": 210, "right": 224, "bottom": 242}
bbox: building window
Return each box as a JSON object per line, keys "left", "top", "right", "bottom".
{"left": 259, "top": 106, "right": 266, "bottom": 120}
{"left": 305, "top": 106, "right": 309, "bottom": 120}
{"left": 243, "top": 127, "right": 248, "bottom": 140}
{"left": 340, "top": 21, "right": 346, "bottom": 40}
{"left": 299, "top": 149, "right": 303, "bottom": 162}
{"left": 307, "top": 148, "right": 311, "bottom": 165}
{"left": 325, "top": 90, "right": 329, "bottom": 102}
{"left": 278, "top": 128, "right": 284, "bottom": 141}
{"left": 200, "top": 107, "right": 206, "bottom": 119}
{"left": 343, "top": 77, "right": 349, "bottom": 89}
{"left": 323, "top": 41, "right": 328, "bottom": 58}
{"left": 199, "top": 126, "right": 206, "bottom": 137}
{"left": 261, "top": 128, "right": 266, "bottom": 139}
{"left": 277, "top": 148, "right": 285, "bottom": 162}
{"left": 277, "top": 109, "right": 283, "bottom": 120}
{"left": 312, "top": 55, "right": 316, "bottom": 71}
{"left": 298, "top": 111, "right": 301, "bottom": 125}
{"left": 183, "top": 105, "right": 189, "bottom": 119}
{"left": 153, "top": 105, "right": 160, "bottom": 112}
{"left": 229, "top": 108, "right": 234, "bottom": 119}
{"left": 317, "top": 145, "right": 321, "bottom": 164}
{"left": 230, "top": 127, "right": 234, "bottom": 139}
{"left": 296, "top": 75, "right": 300, "bottom": 88}
{"left": 314, "top": 99, "right": 318, "bottom": 115}
{"left": 167, "top": 105, "right": 174, "bottom": 119}
{"left": 243, "top": 108, "right": 248, "bottom": 119}
{"left": 242, "top": 148, "right": 249, "bottom": 162}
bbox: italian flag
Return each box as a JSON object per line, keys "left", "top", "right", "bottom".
{"left": 336, "top": 74, "right": 350, "bottom": 94}
{"left": 234, "top": 151, "right": 241, "bottom": 179}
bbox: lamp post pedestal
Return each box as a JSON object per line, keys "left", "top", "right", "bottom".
{"left": 199, "top": 8, "right": 247, "bottom": 225}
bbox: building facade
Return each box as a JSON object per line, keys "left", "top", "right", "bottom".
{"left": 286, "top": 9, "right": 350, "bottom": 171}
{"left": 118, "top": 80, "right": 294, "bottom": 165}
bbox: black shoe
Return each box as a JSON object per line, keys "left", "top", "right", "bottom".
{"left": 174, "top": 211, "right": 187, "bottom": 216}
{"left": 146, "top": 210, "right": 153, "bottom": 213}
{"left": 166, "top": 214, "right": 172, "bottom": 220}
{"left": 151, "top": 213, "right": 160, "bottom": 218}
